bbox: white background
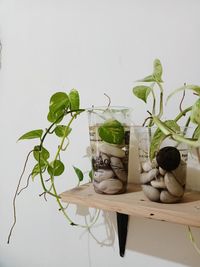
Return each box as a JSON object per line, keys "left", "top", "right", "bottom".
{"left": 0, "top": 0, "right": 200, "bottom": 266}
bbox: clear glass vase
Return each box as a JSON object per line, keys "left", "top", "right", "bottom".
{"left": 135, "top": 126, "right": 189, "bottom": 203}
{"left": 87, "top": 106, "right": 132, "bottom": 194}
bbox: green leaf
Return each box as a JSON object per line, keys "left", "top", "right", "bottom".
{"left": 31, "top": 163, "right": 46, "bottom": 180}
{"left": 54, "top": 125, "right": 72, "bottom": 137}
{"left": 138, "top": 75, "right": 156, "bottom": 83}
{"left": 49, "top": 92, "right": 69, "bottom": 114}
{"left": 18, "top": 129, "right": 43, "bottom": 141}
{"left": 167, "top": 85, "right": 200, "bottom": 103}
{"left": 33, "top": 145, "right": 50, "bottom": 162}
{"left": 73, "top": 166, "right": 84, "bottom": 182}
{"left": 47, "top": 160, "right": 65, "bottom": 176}
{"left": 193, "top": 126, "right": 200, "bottom": 139}
{"left": 190, "top": 98, "right": 200, "bottom": 125}
{"left": 69, "top": 89, "right": 80, "bottom": 111}
{"left": 98, "top": 119, "right": 125, "bottom": 145}
{"left": 152, "top": 58, "right": 163, "bottom": 82}
{"left": 47, "top": 109, "right": 64, "bottom": 123}
{"left": 150, "top": 120, "right": 180, "bottom": 160}
{"left": 89, "top": 170, "right": 93, "bottom": 181}
{"left": 132, "top": 85, "right": 151, "bottom": 103}
{"left": 138, "top": 59, "right": 163, "bottom": 83}
{"left": 153, "top": 116, "right": 200, "bottom": 147}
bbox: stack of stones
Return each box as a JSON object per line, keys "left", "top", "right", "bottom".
{"left": 92, "top": 142, "right": 129, "bottom": 194}
{"left": 140, "top": 146, "right": 187, "bottom": 203}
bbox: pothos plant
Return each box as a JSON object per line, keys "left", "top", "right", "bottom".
{"left": 8, "top": 89, "right": 127, "bottom": 244}
{"left": 132, "top": 58, "right": 200, "bottom": 254}
{"left": 7, "top": 89, "right": 92, "bottom": 244}
{"left": 132, "top": 58, "right": 200, "bottom": 159}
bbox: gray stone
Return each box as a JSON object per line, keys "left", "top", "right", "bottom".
{"left": 164, "top": 172, "right": 184, "bottom": 197}
{"left": 141, "top": 161, "right": 152, "bottom": 172}
{"left": 159, "top": 167, "right": 166, "bottom": 176}
{"left": 160, "top": 190, "right": 181, "bottom": 203}
{"left": 99, "top": 143, "right": 125, "bottom": 158}
{"left": 142, "top": 185, "right": 160, "bottom": 202}
{"left": 98, "top": 178, "right": 124, "bottom": 194}
{"left": 110, "top": 157, "right": 127, "bottom": 182}
{"left": 140, "top": 168, "right": 159, "bottom": 184}
{"left": 172, "top": 161, "right": 187, "bottom": 186}
{"left": 93, "top": 169, "right": 114, "bottom": 182}
{"left": 151, "top": 176, "right": 166, "bottom": 189}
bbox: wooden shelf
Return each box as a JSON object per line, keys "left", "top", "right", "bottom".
{"left": 60, "top": 183, "right": 200, "bottom": 228}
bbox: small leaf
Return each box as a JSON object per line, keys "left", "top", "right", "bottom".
{"left": 150, "top": 120, "right": 180, "bottom": 160}
{"left": 193, "top": 126, "right": 200, "bottom": 139}
{"left": 132, "top": 85, "right": 151, "bottom": 103}
{"left": 33, "top": 145, "right": 50, "bottom": 162}
{"left": 69, "top": 89, "right": 80, "bottom": 111}
{"left": 73, "top": 166, "right": 84, "bottom": 182}
{"left": 89, "top": 170, "right": 93, "bottom": 181}
{"left": 152, "top": 58, "right": 163, "bottom": 82}
{"left": 31, "top": 163, "right": 46, "bottom": 180}
{"left": 98, "top": 119, "right": 125, "bottom": 145}
{"left": 49, "top": 92, "right": 69, "bottom": 114}
{"left": 47, "top": 160, "right": 65, "bottom": 176}
{"left": 47, "top": 109, "right": 64, "bottom": 123}
{"left": 54, "top": 125, "right": 72, "bottom": 137}
{"left": 18, "top": 129, "right": 43, "bottom": 141}
{"left": 190, "top": 98, "right": 200, "bottom": 125}
{"left": 138, "top": 75, "right": 156, "bottom": 83}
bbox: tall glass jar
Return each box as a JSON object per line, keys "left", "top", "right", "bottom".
{"left": 87, "top": 107, "right": 132, "bottom": 194}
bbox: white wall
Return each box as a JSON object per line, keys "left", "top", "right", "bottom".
{"left": 0, "top": 0, "right": 200, "bottom": 266}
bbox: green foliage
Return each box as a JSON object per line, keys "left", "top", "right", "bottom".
{"left": 190, "top": 99, "right": 200, "bottom": 125}
{"left": 138, "top": 58, "right": 163, "bottom": 83}
{"left": 69, "top": 89, "right": 80, "bottom": 111}
{"left": 73, "top": 166, "right": 84, "bottom": 182}
{"left": 98, "top": 119, "right": 125, "bottom": 145}
{"left": 150, "top": 120, "right": 180, "bottom": 160}
{"left": 132, "top": 85, "right": 151, "bottom": 103}
{"left": 54, "top": 125, "right": 72, "bottom": 137}
{"left": 18, "top": 129, "right": 43, "bottom": 141}
{"left": 47, "top": 160, "right": 65, "bottom": 176}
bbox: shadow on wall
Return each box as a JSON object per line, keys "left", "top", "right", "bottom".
{"left": 76, "top": 201, "right": 200, "bottom": 266}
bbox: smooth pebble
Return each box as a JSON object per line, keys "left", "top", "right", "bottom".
{"left": 160, "top": 190, "right": 181, "bottom": 203}
{"left": 141, "top": 161, "right": 152, "bottom": 172}
{"left": 99, "top": 143, "right": 125, "bottom": 158}
{"left": 140, "top": 168, "right": 159, "bottom": 184}
{"left": 93, "top": 169, "right": 114, "bottom": 182}
{"left": 164, "top": 172, "right": 184, "bottom": 197}
{"left": 110, "top": 157, "right": 127, "bottom": 182}
{"left": 142, "top": 185, "right": 160, "bottom": 202}
{"left": 159, "top": 167, "right": 166, "bottom": 176}
{"left": 97, "top": 178, "right": 123, "bottom": 194}
{"left": 171, "top": 161, "right": 186, "bottom": 186}
{"left": 151, "top": 176, "right": 166, "bottom": 189}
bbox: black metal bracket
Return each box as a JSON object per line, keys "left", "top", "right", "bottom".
{"left": 116, "top": 212, "right": 129, "bottom": 257}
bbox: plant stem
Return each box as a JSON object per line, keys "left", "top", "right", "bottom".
{"left": 174, "top": 106, "right": 192, "bottom": 122}
{"left": 157, "top": 82, "right": 164, "bottom": 118}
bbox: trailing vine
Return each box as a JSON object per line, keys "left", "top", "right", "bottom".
{"left": 7, "top": 89, "right": 100, "bottom": 244}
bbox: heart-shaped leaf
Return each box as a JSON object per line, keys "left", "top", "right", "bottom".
{"left": 18, "top": 129, "right": 43, "bottom": 141}
{"left": 49, "top": 92, "right": 69, "bottom": 114}
{"left": 98, "top": 119, "right": 125, "bottom": 145}
{"left": 47, "top": 160, "right": 65, "bottom": 176}
{"left": 54, "top": 125, "right": 72, "bottom": 138}
{"left": 73, "top": 166, "right": 84, "bottom": 182}
{"left": 133, "top": 85, "right": 151, "bottom": 103}
{"left": 190, "top": 98, "right": 200, "bottom": 125}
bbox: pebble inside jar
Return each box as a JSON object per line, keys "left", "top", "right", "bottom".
{"left": 87, "top": 107, "right": 131, "bottom": 195}
{"left": 137, "top": 127, "right": 188, "bottom": 203}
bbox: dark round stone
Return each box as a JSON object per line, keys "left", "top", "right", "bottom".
{"left": 156, "top": 146, "right": 181, "bottom": 171}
